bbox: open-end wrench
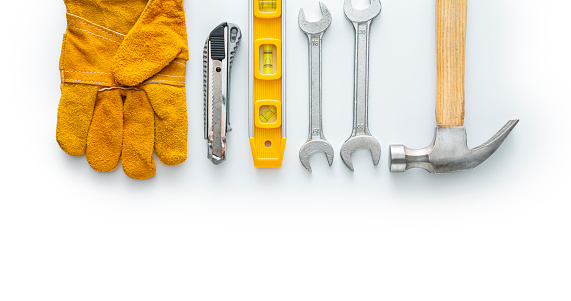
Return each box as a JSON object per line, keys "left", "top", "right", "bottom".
{"left": 298, "top": 2, "right": 334, "bottom": 172}
{"left": 340, "top": 0, "right": 382, "bottom": 171}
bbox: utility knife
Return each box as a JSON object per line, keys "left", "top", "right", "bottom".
{"left": 204, "top": 22, "right": 241, "bottom": 165}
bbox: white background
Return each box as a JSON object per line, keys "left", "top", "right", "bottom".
{"left": 1, "top": 0, "right": 570, "bottom": 300}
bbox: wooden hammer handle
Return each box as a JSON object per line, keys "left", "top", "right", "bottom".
{"left": 436, "top": 0, "right": 467, "bottom": 127}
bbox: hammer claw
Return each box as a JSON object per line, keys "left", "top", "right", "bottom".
{"left": 474, "top": 120, "right": 519, "bottom": 152}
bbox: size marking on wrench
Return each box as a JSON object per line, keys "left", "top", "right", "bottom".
{"left": 298, "top": 2, "right": 334, "bottom": 172}
{"left": 340, "top": 0, "right": 382, "bottom": 172}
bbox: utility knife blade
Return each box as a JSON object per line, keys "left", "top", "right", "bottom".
{"left": 204, "top": 22, "right": 241, "bottom": 165}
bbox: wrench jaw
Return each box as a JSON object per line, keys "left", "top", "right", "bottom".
{"left": 299, "top": 140, "right": 335, "bottom": 172}
{"left": 344, "top": 0, "right": 382, "bottom": 23}
{"left": 340, "top": 136, "right": 382, "bottom": 171}
{"left": 299, "top": 2, "right": 332, "bottom": 35}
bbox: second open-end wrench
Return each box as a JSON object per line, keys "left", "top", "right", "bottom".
{"left": 340, "top": 0, "right": 382, "bottom": 171}
{"left": 298, "top": 2, "right": 334, "bottom": 172}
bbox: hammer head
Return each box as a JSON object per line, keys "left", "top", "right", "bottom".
{"left": 389, "top": 120, "right": 519, "bottom": 173}
{"left": 344, "top": 0, "right": 382, "bottom": 23}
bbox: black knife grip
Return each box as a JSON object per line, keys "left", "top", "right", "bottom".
{"left": 210, "top": 23, "right": 227, "bottom": 61}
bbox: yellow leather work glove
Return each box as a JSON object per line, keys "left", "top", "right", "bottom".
{"left": 57, "top": 0, "right": 189, "bottom": 179}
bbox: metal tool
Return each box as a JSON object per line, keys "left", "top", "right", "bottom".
{"left": 204, "top": 22, "right": 241, "bottom": 165}
{"left": 298, "top": 2, "right": 333, "bottom": 172}
{"left": 340, "top": 0, "right": 382, "bottom": 171}
{"left": 389, "top": 0, "right": 518, "bottom": 173}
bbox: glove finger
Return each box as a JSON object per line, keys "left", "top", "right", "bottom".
{"left": 86, "top": 89, "right": 123, "bottom": 173}
{"left": 56, "top": 83, "right": 100, "bottom": 156}
{"left": 122, "top": 89, "right": 156, "bottom": 179}
{"left": 142, "top": 84, "right": 188, "bottom": 166}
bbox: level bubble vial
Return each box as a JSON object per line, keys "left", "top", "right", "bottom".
{"left": 259, "top": 0, "right": 277, "bottom": 13}
{"left": 260, "top": 44, "right": 276, "bottom": 75}
{"left": 259, "top": 105, "right": 277, "bottom": 124}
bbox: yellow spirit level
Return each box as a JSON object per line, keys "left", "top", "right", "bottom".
{"left": 249, "top": 0, "right": 286, "bottom": 168}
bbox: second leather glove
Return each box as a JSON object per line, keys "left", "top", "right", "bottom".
{"left": 57, "top": 0, "right": 189, "bottom": 179}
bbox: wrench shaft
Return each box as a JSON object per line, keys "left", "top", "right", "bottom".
{"left": 352, "top": 22, "right": 372, "bottom": 136}
{"left": 307, "top": 33, "right": 325, "bottom": 141}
